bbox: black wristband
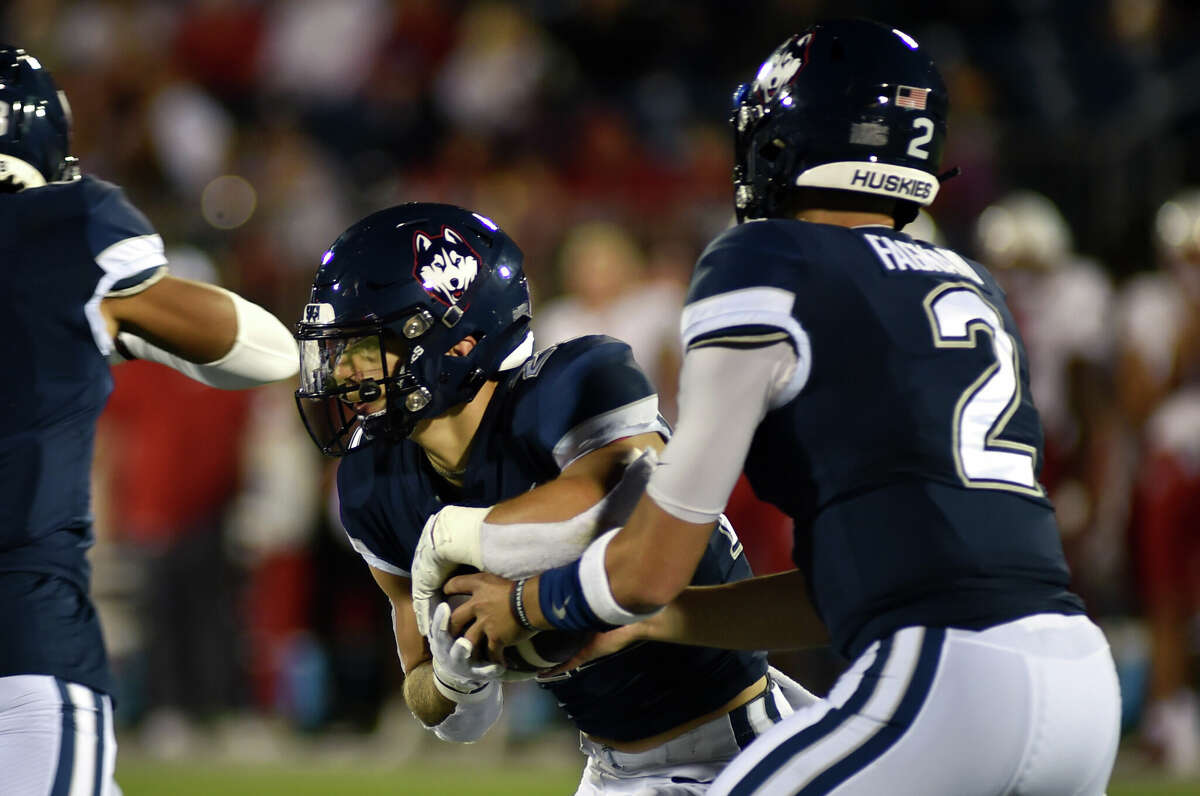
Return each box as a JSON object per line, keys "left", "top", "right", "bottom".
{"left": 510, "top": 577, "right": 536, "bottom": 631}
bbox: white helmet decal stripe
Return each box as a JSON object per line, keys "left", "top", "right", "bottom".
{"left": 303, "top": 302, "right": 336, "bottom": 324}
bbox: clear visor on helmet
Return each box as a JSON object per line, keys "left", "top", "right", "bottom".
{"left": 295, "top": 333, "right": 403, "bottom": 456}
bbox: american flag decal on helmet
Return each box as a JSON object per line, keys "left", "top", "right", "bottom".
{"left": 895, "top": 85, "right": 929, "bottom": 110}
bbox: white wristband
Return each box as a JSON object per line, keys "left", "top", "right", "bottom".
{"left": 578, "top": 529, "right": 663, "bottom": 627}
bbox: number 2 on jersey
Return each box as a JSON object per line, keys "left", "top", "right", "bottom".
{"left": 923, "top": 283, "right": 1043, "bottom": 496}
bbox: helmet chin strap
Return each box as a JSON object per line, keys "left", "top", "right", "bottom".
{"left": 359, "top": 409, "right": 390, "bottom": 441}
{"left": 937, "top": 166, "right": 962, "bottom": 183}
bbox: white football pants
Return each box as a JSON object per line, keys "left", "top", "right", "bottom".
{"left": 576, "top": 670, "right": 805, "bottom": 795}
{"left": 710, "top": 614, "right": 1120, "bottom": 795}
{"left": 0, "top": 675, "right": 119, "bottom": 796}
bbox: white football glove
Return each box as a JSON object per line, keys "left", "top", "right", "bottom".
{"left": 429, "top": 600, "right": 505, "bottom": 704}
{"left": 411, "top": 505, "right": 491, "bottom": 638}
{"left": 767, "top": 665, "right": 821, "bottom": 711}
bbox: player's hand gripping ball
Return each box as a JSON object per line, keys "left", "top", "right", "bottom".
{"left": 444, "top": 567, "right": 591, "bottom": 676}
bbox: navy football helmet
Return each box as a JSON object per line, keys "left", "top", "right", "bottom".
{"left": 731, "top": 19, "right": 950, "bottom": 224}
{"left": 0, "top": 45, "right": 79, "bottom": 189}
{"left": 295, "top": 203, "right": 533, "bottom": 456}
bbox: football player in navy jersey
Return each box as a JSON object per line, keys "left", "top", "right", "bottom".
{"left": 0, "top": 45, "right": 299, "bottom": 796}
{"left": 439, "top": 20, "right": 1121, "bottom": 796}
{"left": 293, "top": 202, "right": 816, "bottom": 794}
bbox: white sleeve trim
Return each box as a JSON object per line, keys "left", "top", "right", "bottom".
{"left": 647, "top": 342, "right": 796, "bottom": 523}
{"left": 349, "top": 535, "right": 410, "bottom": 577}
{"left": 84, "top": 233, "right": 169, "bottom": 355}
{"left": 680, "top": 287, "right": 811, "bottom": 406}
{"left": 94, "top": 233, "right": 170, "bottom": 276}
{"left": 105, "top": 264, "right": 167, "bottom": 297}
{"left": 551, "top": 395, "right": 669, "bottom": 470}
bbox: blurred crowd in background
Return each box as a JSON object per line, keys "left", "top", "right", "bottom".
{"left": 5, "top": 0, "right": 1200, "bottom": 781}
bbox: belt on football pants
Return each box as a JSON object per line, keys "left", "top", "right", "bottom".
{"left": 579, "top": 677, "right": 792, "bottom": 773}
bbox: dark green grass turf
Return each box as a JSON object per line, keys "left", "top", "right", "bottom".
{"left": 114, "top": 760, "right": 1199, "bottom": 796}
{"left": 115, "top": 760, "right": 582, "bottom": 796}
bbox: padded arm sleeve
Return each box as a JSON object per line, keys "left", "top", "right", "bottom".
{"left": 114, "top": 288, "right": 299, "bottom": 389}
{"left": 646, "top": 341, "right": 797, "bottom": 523}
{"left": 479, "top": 447, "right": 656, "bottom": 577}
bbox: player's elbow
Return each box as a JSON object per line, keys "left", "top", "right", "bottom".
{"left": 609, "top": 554, "right": 690, "bottom": 614}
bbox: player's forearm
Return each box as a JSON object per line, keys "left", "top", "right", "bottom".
{"left": 639, "top": 569, "right": 828, "bottom": 650}
{"left": 525, "top": 495, "right": 713, "bottom": 633}
{"left": 106, "top": 277, "right": 238, "bottom": 363}
{"left": 403, "top": 634, "right": 504, "bottom": 743}
{"left": 485, "top": 432, "right": 663, "bottom": 525}
{"left": 402, "top": 660, "right": 456, "bottom": 726}
{"left": 375, "top": 571, "right": 455, "bottom": 726}
{"left": 606, "top": 495, "right": 714, "bottom": 612}
{"left": 412, "top": 439, "right": 663, "bottom": 604}
{"left": 485, "top": 473, "right": 608, "bottom": 524}
{"left": 106, "top": 277, "right": 299, "bottom": 387}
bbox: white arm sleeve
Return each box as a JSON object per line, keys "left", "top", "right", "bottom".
{"left": 478, "top": 447, "right": 657, "bottom": 577}
{"left": 114, "top": 288, "right": 299, "bottom": 389}
{"left": 479, "top": 512, "right": 604, "bottom": 578}
{"left": 646, "top": 341, "right": 798, "bottom": 523}
{"left": 429, "top": 682, "right": 503, "bottom": 743}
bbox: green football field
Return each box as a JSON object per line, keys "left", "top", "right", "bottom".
{"left": 115, "top": 760, "right": 581, "bottom": 795}
{"left": 110, "top": 720, "right": 1198, "bottom": 796}
{"left": 113, "top": 759, "right": 1200, "bottom": 796}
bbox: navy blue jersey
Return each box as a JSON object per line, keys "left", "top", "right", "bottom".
{"left": 684, "top": 220, "right": 1085, "bottom": 660}
{"left": 338, "top": 335, "right": 767, "bottom": 740}
{"left": 0, "top": 176, "right": 166, "bottom": 693}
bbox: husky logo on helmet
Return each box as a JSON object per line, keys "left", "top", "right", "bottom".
{"left": 413, "top": 227, "right": 480, "bottom": 306}
{"left": 752, "top": 33, "right": 812, "bottom": 104}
